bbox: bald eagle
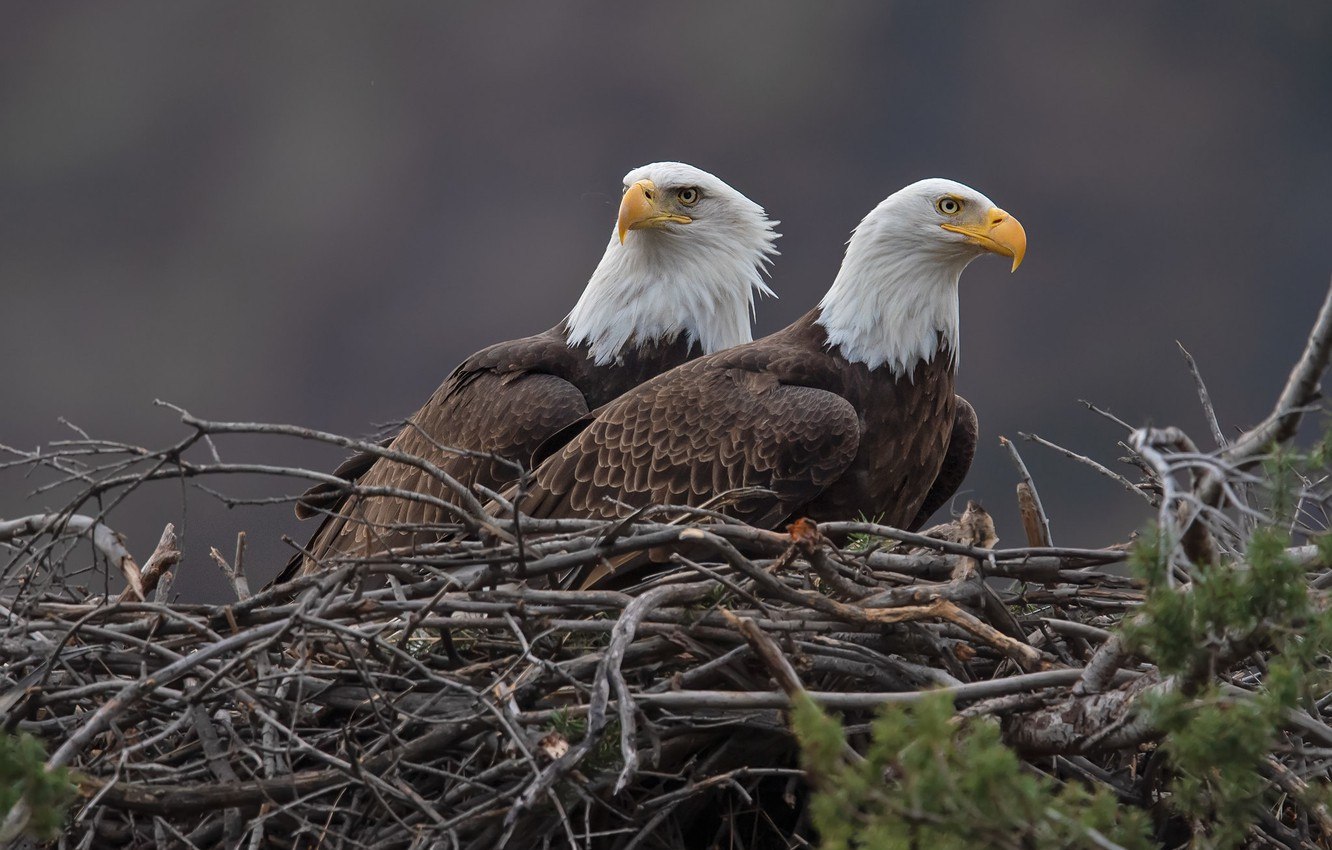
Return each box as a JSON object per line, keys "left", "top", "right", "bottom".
{"left": 509, "top": 178, "right": 1026, "bottom": 589}
{"left": 279, "top": 162, "right": 778, "bottom": 579}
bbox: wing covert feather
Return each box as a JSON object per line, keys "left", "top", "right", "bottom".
{"left": 521, "top": 364, "right": 861, "bottom": 528}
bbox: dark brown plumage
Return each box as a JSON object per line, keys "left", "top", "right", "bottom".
{"left": 275, "top": 326, "right": 698, "bottom": 581}
{"left": 911, "top": 395, "right": 977, "bottom": 530}
{"left": 517, "top": 310, "right": 969, "bottom": 533}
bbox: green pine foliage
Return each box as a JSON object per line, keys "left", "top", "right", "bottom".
{"left": 1124, "top": 525, "right": 1318, "bottom": 684}
{"left": 1317, "top": 530, "right": 1332, "bottom": 570}
{"left": 791, "top": 693, "right": 1152, "bottom": 850}
{"left": 1143, "top": 687, "right": 1288, "bottom": 848}
{"left": 1121, "top": 441, "right": 1332, "bottom": 848}
{"left": 0, "top": 731, "right": 75, "bottom": 840}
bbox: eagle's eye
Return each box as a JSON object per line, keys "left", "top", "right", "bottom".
{"left": 678, "top": 187, "right": 700, "bottom": 206}
{"left": 936, "top": 197, "right": 962, "bottom": 215}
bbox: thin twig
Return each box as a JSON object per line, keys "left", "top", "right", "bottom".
{"left": 1177, "top": 341, "right": 1227, "bottom": 448}
{"left": 1000, "top": 436, "right": 1053, "bottom": 546}
{"left": 1021, "top": 431, "right": 1159, "bottom": 506}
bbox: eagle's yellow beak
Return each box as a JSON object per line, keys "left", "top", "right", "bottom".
{"left": 941, "top": 207, "right": 1027, "bottom": 272}
{"left": 617, "top": 179, "right": 693, "bottom": 244}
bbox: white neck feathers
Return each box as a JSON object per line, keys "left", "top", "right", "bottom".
{"left": 816, "top": 207, "right": 974, "bottom": 377}
{"left": 566, "top": 226, "right": 777, "bottom": 366}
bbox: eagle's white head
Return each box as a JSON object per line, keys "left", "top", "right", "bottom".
{"left": 566, "top": 162, "right": 779, "bottom": 365}
{"left": 817, "top": 178, "right": 1026, "bottom": 376}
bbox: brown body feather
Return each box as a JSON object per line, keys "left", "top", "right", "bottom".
{"left": 277, "top": 323, "right": 699, "bottom": 581}
{"left": 909, "top": 395, "right": 977, "bottom": 529}
{"left": 515, "top": 309, "right": 977, "bottom": 587}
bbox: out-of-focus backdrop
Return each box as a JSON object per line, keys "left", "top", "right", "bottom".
{"left": 3, "top": 4, "right": 1330, "bottom": 599}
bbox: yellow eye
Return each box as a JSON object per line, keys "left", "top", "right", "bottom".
{"left": 937, "top": 197, "right": 962, "bottom": 215}
{"left": 678, "top": 187, "right": 700, "bottom": 206}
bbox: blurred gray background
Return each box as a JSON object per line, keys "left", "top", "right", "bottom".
{"left": 2, "top": 4, "right": 1329, "bottom": 599}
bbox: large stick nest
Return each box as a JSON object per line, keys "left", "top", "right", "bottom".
{"left": 2, "top": 284, "right": 1331, "bottom": 849}
{"left": 5, "top": 501, "right": 1151, "bottom": 849}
